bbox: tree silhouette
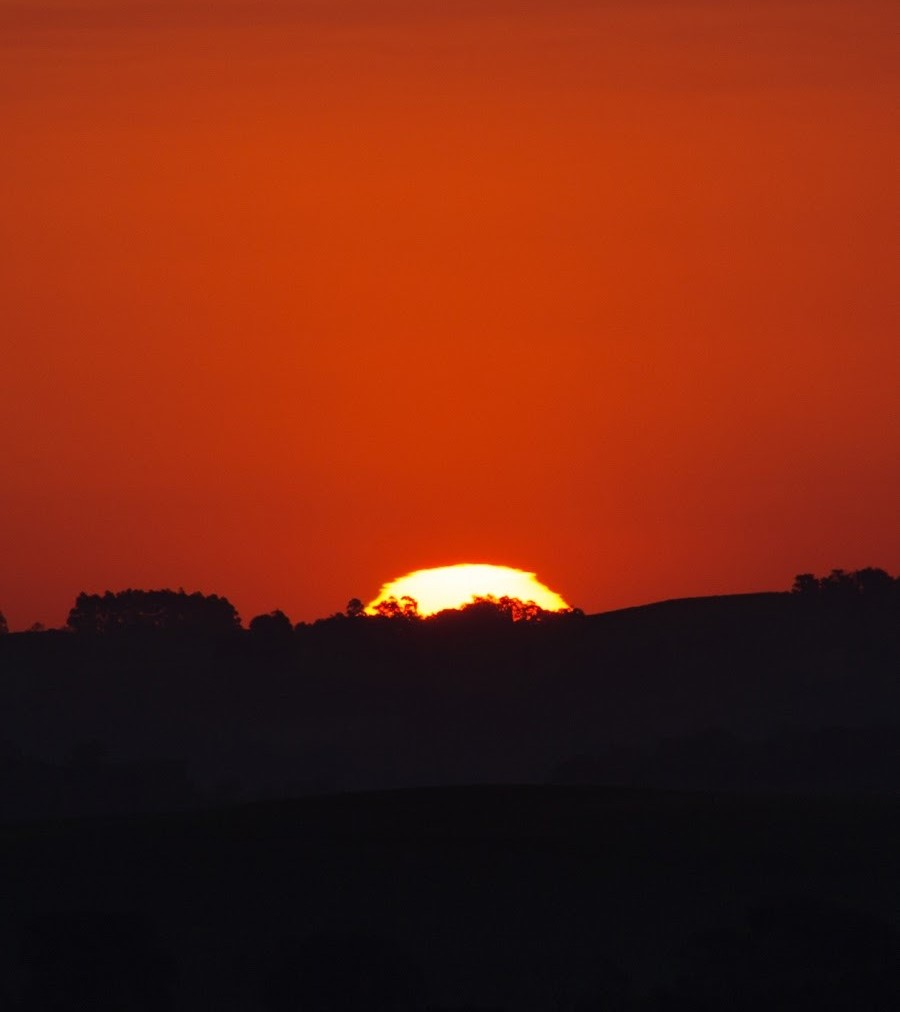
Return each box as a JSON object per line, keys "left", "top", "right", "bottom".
{"left": 820, "top": 568, "right": 858, "bottom": 601}
{"left": 853, "top": 565, "right": 896, "bottom": 599}
{"left": 791, "top": 573, "right": 819, "bottom": 596}
{"left": 248, "top": 609, "right": 293, "bottom": 639}
{"left": 792, "top": 567, "right": 898, "bottom": 602}
{"left": 66, "top": 589, "right": 241, "bottom": 635}
{"left": 346, "top": 597, "right": 366, "bottom": 618}
{"left": 426, "top": 596, "right": 550, "bottom": 628}
{"left": 0, "top": 610, "right": 7, "bottom": 635}
{"left": 373, "top": 596, "right": 420, "bottom": 620}
{"left": 468, "top": 595, "right": 547, "bottom": 622}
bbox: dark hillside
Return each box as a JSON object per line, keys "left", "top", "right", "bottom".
{"left": 0, "top": 589, "right": 897, "bottom": 817}
{"left": 1, "top": 785, "right": 897, "bottom": 1010}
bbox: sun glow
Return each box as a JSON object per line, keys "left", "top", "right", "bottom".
{"left": 366, "top": 564, "right": 570, "bottom": 617}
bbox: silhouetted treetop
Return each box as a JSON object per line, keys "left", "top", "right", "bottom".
{"left": 249, "top": 609, "right": 293, "bottom": 638}
{"left": 367, "top": 594, "right": 582, "bottom": 625}
{"left": 66, "top": 589, "right": 241, "bottom": 636}
{"left": 465, "top": 595, "right": 548, "bottom": 622}
{"left": 0, "top": 610, "right": 7, "bottom": 635}
{"left": 346, "top": 597, "right": 365, "bottom": 619}
{"left": 373, "top": 596, "right": 420, "bottom": 620}
{"left": 430, "top": 596, "right": 578, "bottom": 626}
{"left": 792, "top": 567, "right": 898, "bottom": 602}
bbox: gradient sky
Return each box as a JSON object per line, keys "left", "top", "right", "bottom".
{"left": 2, "top": 0, "right": 898, "bottom": 629}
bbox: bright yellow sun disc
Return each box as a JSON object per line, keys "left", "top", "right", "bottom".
{"left": 366, "top": 563, "right": 570, "bottom": 616}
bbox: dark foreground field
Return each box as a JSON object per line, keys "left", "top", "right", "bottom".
{"left": 2, "top": 784, "right": 898, "bottom": 1010}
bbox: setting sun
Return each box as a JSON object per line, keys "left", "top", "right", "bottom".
{"left": 366, "top": 564, "right": 570, "bottom": 617}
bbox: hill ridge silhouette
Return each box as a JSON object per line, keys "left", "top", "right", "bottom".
{"left": 0, "top": 575, "right": 896, "bottom": 819}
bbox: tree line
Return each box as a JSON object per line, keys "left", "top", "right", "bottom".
{"left": 791, "top": 566, "right": 899, "bottom": 601}
{"left": 0, "top": 567, "right": 896, "bottom": 636}
{"left": 0, "top": 588, "right": 580, "bottom": 637}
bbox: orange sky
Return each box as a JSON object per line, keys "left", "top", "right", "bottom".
{"left": 2, "top": 1, "right": 898, "bottom": 629}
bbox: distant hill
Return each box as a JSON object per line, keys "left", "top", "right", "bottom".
{"left": 589, "top": 589, "right": 789, "bottom": 620}
{"left": 0, "top": 588, "right": 897, "bottom": 818}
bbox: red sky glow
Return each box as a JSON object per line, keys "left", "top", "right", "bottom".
{"left": 1, "top": 1, "right": 898, "bottom": 629}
